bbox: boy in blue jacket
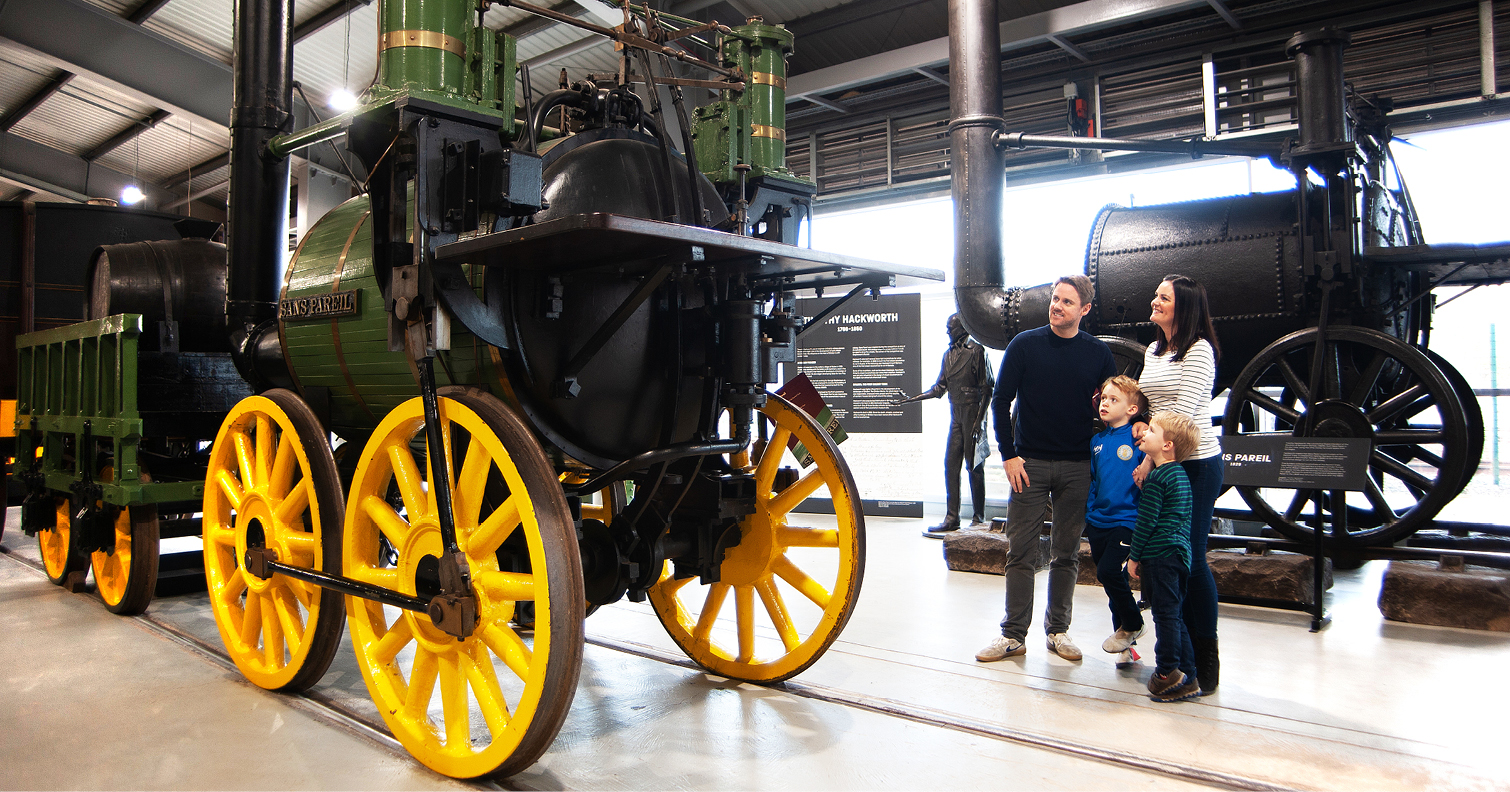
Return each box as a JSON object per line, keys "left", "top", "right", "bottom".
{"left": 1087, "top": 375, "right": 1148, "bottom": 667}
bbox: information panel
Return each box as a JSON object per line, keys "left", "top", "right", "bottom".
{"left": 795, "top": 292, "right": 921, "bottom": 434}
{"left": 1220, "top": 436, "right": 1371, "bottom": 491}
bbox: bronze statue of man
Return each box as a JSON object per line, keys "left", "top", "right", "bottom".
{"left": 896, "top": 314, "right": 993, "bottom": 536}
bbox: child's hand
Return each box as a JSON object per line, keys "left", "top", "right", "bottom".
{"left": 1126, "top": 559, "right": 1140, "bottom": 579}
{"left": 1132, "top": 456, "right": 1151, "bottom": 488}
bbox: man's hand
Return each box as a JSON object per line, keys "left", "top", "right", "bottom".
{"left": 1126, "top": 559, "right": 1140, "bottom": 579}
{"left": 1131, "top": 421, "right": 1148, "bottom": 441}
{"left": 1133, "top": 456, "right": 1152, "bottom": 488}
{"left": 1004, "top": 456, "right": 1029, "bottom": 493}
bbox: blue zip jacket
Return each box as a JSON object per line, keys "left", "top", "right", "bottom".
{"left": 1086, "top": 422, "right": 1144, "bottom": 530}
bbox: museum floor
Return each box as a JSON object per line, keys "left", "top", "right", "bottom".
{"left": 3, "top": 507, "right": 1507, "bottom": 791}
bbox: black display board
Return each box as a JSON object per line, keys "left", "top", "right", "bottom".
{"left": 795, "top": 292, "right": 921, "bottom": 434}
{"left": 1220, "top": 436, "right": 1371, "bottom": 491}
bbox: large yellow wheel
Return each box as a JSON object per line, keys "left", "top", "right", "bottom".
{"left": 648, "top": 391, "right": 865, "bottom": 683}
{"left": 203, "top": 390, "right": 346, "bottom": 692}
{"left": 38, "top": 497, "right": 85, "bottom": 586}
{"left": 344, "top": 386, "right": 584, "bottom": 779}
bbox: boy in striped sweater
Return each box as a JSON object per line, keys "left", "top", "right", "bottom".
{"left": 1126, "top": 411, "right": 1201, "bottom": 702}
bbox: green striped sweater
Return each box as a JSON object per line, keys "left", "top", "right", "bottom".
{"left": 1131, "top": 461, "right": 1192, "bottom": 567}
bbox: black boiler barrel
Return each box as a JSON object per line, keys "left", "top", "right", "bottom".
{"left": 1085, "top": 190, "right": 1307, "bottom": 388}
{"left": 87, "top": 239, "right": 232, "bottom": 352}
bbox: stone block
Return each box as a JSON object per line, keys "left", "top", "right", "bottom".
{"left": 943, "top": 531, "right": 1050, "bottom": 575}
{"left": 1378, "top": 561, "right": 1510, "bottom": 632}
{"left": 1208, "top": 549, "right": 1331, "bottom": 604}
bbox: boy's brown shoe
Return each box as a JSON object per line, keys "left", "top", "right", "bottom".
{"left": 1147, "top": 668, "right": 1185, "bottom": 696}
{"left": 1153, "top": 676, "right": 1202, "bottom": 702}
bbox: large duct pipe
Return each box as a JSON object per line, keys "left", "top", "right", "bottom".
{"left": 227, "top": 0, "right": 293, "bottom": 339}
{"left": 948, "top": 0, "right": 1011, "bottom": 349}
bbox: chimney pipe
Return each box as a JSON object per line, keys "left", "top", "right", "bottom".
{"left": 948, "top": 0, "right": 1012, "bottom": 349}
{"left": 227, "top": 0, "right": 293, "bottom": 342}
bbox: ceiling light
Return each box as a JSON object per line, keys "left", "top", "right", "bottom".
{"left": 120, "top": 185, "right": 146, "bottom": 205}
{"left": 328, "top": 89, "right": 358, "bottom": 112}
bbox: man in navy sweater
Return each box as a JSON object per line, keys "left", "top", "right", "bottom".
{"left": 975, "top": 275, "right": 1116, "bottom": 663}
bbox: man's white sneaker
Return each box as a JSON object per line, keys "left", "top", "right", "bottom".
{"left": 1102, "top": 626, "right": 1145, "bottom": 653}
{"left": 1046, "top": 632, "right": 1083, "bottom": 661}
{"left": 975, "top": 636, "right": 1026, "bottom": 662}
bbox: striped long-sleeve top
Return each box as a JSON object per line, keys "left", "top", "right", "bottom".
{"left": 1139, "top": 338, "right": 1221, "bottom": 460}
{"left": 1130, "top": 461, "right": 1192, "bottom": 567}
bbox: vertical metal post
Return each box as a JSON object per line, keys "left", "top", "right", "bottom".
{"left": 1202, "top": 53, "right": 1218, "bottom": 139}
{"left": 884, "top": 115, "right": 894, "bottom": 186}
{"left": 1493, "top": 324, "right": 1500, "bottom": 485}
{"left": 20, "top": 200, "right": 34, "bottom": 333}
{"left": 1482, "top": 1, "right": 1498, "bottom": 97}
{"left": 808, "top": 131, "right": 819, "bottom": 189}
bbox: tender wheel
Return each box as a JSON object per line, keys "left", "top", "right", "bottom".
{"left": 202, "top": 390, "right": 346, "bottom": 692}
{"left": 344, "top": 386, "right": 584, "bottom": 779}
{"left": 38, "top": 497, "right": 85, "bottom": 586}
{"left": 1221, "top": 327, "right": 1470, "bottom": 547}
{"left": 648, "top": 391, "right": 865, "bottom": 683}
{"left": 91, "top": 503, "right": 160, "bottom": 615}
{"left": 1099, "top": 335, "right": 1147, "bottom": 379}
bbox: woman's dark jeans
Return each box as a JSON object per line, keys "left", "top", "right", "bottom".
{"left": 1181, "top": 454, "right": 1223, "bottom": 640}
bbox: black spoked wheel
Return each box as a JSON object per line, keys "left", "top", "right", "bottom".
{"left": 1099, "top": 335, "right": 1147, "bottom": 379}
{"left": 1221, "top": 326, "right": 1471, "bottom": 547}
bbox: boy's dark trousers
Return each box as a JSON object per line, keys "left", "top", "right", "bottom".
{"left": 1087, "top": 526, "right": 1143, "bottom": 633}
{"left": 1138, "top": 554, "right": 1196, "bottom": 680}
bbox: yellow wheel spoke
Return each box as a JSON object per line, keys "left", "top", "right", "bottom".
{"left": 217, "top": 568, "right": 248, "bottom": 606}
{"left": 735, "top": 586, "right": 756, "bottom": 663}
{"left": 281, "top": 531, "right": 316, "bottom": 565}
{"left": 770, "top": 468, "right": 827, "bottom": 517}
{"left": 349, "top": 566, "right": 401, "bottom": 589}
{"left": 215, "top": 470, "right": 244, "bottom": 510}
{"left": 238, "top": 591, "right": 262, "bottom": 649}
{"left": 481, "top": 622, "right": 532, "bottom": 681}
{"left": 361, "top": 495, "right": 411, "bottom": 550}
{"left": 255, "top": 414, "right": 274, "bottom": 485}
{"left": 405, "top": 648, "right": 439, "bottom": 718}
{"left": 659, "top": 574, "right": 692, "bottom": 598}
{"left": 371, "top": 620, "right": 415, "bottom": 665}
{"left": 777, "top": 526, "right": 839, "bottom": 548}
{"left": 388, "top": 444, "right": 427, "bottom": 520}
{"left": 754, "top": 426, "right": 792, "bottom": 491}
{"left": 756, "top": 576, "right": 801, "bottom": 651}
{"left": 468, "top": 496, "right": 520, "bottom": 556}
{"left": 205, "top": 521, "right": 238, "bottom": 550}
{"left": 772, "top": 555, "right": 832, "bottom": 609}
{"left": 272, "top": 585, "right": 306, "bottom": 647}
{"left": 454, "top": 439, "right": 490, "bottom": 532}
{"left": 465, "top": 642, "right": 510, "bottom": 735}
{"left": 261, "top": 594, "right": 284, "bottom": 668}
{"left": 438, "top": 653, "right": 470, "bottom": 748}
{"left": 693, "top": 583, "right": 730, "bottom": 644}
{"left": 284, "top": 576, "right": 315, "bottom": 610}
{"left": 476, "top": 570, "right": 535, "bottom": 602}
{"left": 273, "top": 479, "right": 312, "bottom": 528}
{"left": 234, "top": 431, "right": 259, "bottom": 491}
{"left": 269, "top": 433, "right": 296, "bottom": 499}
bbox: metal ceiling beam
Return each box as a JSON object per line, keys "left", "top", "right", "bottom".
{"left": 0, "top": 71, "right": 75, "bottom": 133}
{"left": 163, "top": 152, "right": 232, "bottom": 190}
{"left": 805, "top": 95, "right": 851, "bottom": 113}
{"left": 911, "top": 66, "right": 949, "bottom": 86}
{"left": 0, "top": 130, "right": 176, "bottom": 205}
{"left": 522, "top": 34, "right": 606, "bottom": 68}
{"left": 1046, "top": 33, "right": 1092, "bottom": 62}
{"left": 0, "top": 0, "right": 232, "bottom": 127}
{"left": 83, "top": 109, "right": 172, "bottom": 162}
{"left": 294, "top": 0, "right": 375, "bottom": 43}
{"left": 127, "top": 0, "right": 172, "bottom": 24}
{"left": 1205, "top": 0, "right": 1242, "bottom": 30}
{"left": 786, "top": 0, "right": 1214, "bottom": 102}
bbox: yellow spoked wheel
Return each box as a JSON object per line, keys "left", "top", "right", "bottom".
{"left": 648, "top": 391, "right": 865, "bottom": 683}
{"left": 344, "top": 386, "right": 584, "bottom": 779}
{"left": 202, "top": 389, "right": 346, "bottom": 692}
{"left": 38, "top": 497, "right": 85, "bottom": 585}
{"left": 90, "top": 499, "right": 160, "bottom": 615}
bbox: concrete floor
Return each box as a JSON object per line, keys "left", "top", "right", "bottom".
{"left": 3, "top": 508, "right": 1509, "bottom": 791}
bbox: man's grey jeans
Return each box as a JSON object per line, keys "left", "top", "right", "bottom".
{"left": 999, "top": 457, "right": 1092, "bottom": 641}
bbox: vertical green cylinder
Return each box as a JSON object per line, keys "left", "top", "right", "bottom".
{"left": 741, "top": 21, "right": 794, "bottom": 177}
{"left": 377, "top": 0, "right": 471, "bottom": 96}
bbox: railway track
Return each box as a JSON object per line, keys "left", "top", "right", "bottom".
{"left": 2, "top": 541, "right": 1285, "bottom": 791}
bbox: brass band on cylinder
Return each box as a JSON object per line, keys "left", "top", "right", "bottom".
{"left": 378, "top": 29, "right": 466, "bottom": 58}
{"left": 751, "top": 124, "right": 786, "bottom": 141}
{"left": 751, "top": 71, "right": 786, "bottom": 89}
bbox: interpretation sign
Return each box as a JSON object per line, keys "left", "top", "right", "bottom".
{"left": 280, "top": 289, "right": 360, "bottom": 321}
{"left": 795, "top": 292, "right": 921, "bottom": 434}
{"left": 1220, "top": 436, "right": 1371, "bottom": 491}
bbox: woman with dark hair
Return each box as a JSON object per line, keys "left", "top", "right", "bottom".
{"left": 1135, "top": 274, "right": 1222, "bottom": 695}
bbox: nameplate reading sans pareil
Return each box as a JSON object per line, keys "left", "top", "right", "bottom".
{"left": 280, "top": 289, "right": 360, "bottom": 320}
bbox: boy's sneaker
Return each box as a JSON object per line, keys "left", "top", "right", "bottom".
{"left": 1153, "top": 676, "right": 1202, "bottom": 703}
{"left": 1046, "top": 633, "right": 1083, "bottom": 661}
{"left": 1115, "top": 647, "right": 1140, "bottom": 669}
{"left": 1147, "top": 668, "right": 1185, "bottom": 696}
{"left": 975, "top": 636, "right": 1026, "bottom": 662}
{"left": 1102, "top": 626, "right": 1144, "bottom": 653}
